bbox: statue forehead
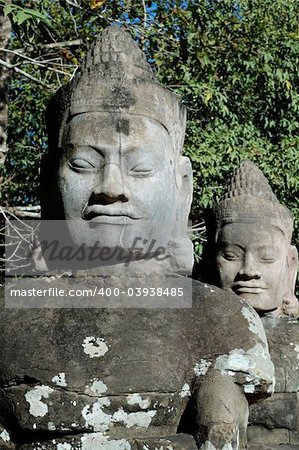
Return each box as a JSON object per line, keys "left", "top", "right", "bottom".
{"left": 218, "top": 222, "right": 287, "bottom": 247}
{"left": 64, "top": 112, "right": 171, "bottom": 143}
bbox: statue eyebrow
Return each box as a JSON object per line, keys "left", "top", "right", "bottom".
{"left": 257, "top": 245, "right": 277, "bottom": 253}
{"left": 65, "top": 144, "right": 105, "bottom": 157}
{"left": 219, "top": 242, "right": 245, "bottom": 252}
{"left": 64, "top": 144, "right": 146, "bottom": 163}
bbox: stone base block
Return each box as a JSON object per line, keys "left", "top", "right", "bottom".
{"left": 248, "top": 425, "right": 289, "bottom": 445}
{"left": 249, "top": 393, "right": 299, "bottom": 432}
{"left": 248, "top": 446, "right": 299, "bottom": 450}
{"left": 17, "top": 433, "right": 197, "bottom": 450}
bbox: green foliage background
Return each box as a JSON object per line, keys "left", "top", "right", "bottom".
{"left": 1, "top": 0, "right": 299, "bottom": 256}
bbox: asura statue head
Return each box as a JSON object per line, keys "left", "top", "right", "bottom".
{"left": 42, "top": 26, "right": 193, "bottom": 275}
{"left": 205, "top": 160, "right": 298, "bottom": 317}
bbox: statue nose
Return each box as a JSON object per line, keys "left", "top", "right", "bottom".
{"left": 91, "top": 163, "right": 130, "bottom": 204}
{"left": 239, "top": 253, "right": 261, "bottom": 279}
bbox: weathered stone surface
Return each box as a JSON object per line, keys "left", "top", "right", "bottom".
{"left": 249, "top": 393, "right": 299, "bottom": 431}
{"left": 248, "top": 426, "right": 290, "bottom": 445}
{"left": 3, "top": 386, "right": 185, "bottom": 438}
{"left": 0, "top": 281, "right": 273, "bottom": 447}
{"left": 290, "top": 430, "right": 299, "bottom": 444}
{"left": 192, "top": 370, "right": 249, "bottom": 449}
{"left": 19, "top": 434, "right": 197, "bottom": 450}
{"left": 262, "top": 316, "right": 299, "bottom": 393}
{"left": 247, "top": 317, "right": 299, "bottom": 446}
{"left": 0, "top": 426, "right": 14, "bottom": 449}
{"left": 133, "top": 435, "right": 198, "bottom": 449}
{"left": 249, "top": 445, "right": 299, "bottom": 450}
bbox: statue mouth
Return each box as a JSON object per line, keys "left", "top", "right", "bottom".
{"left": 232, "top": 283, "right": 267, "bottom": 294}
{"left": 83, "top": 205, "right": 142, "bottom": 222}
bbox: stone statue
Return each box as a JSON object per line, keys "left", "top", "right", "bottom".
{"left": 204, "top": 160, "right": 298, "bottom": 318}
{"left": 203, "top": 160, "right": 299, "bottom": 448}
{"left": 0, "top": 28, "right": 275, "bottom": 450}
{"left": 41, "top": 24, "right": 193, "bottom": 277}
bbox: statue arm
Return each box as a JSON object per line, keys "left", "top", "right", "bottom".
{"left": 191, "top": 286, "right": 275, "bottom": 449}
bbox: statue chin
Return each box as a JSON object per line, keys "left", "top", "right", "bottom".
{"left": 65, "top": 219, "right": 172, "bottom": 258}
{"left": 235, "top": 291, "right": 281, "bottom": 313}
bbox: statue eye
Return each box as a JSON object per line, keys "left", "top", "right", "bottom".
{"left": 69, "top": 159, "right": 95, "bottom": 171}
{"left": 260, "top": 256, "right": 275, "bottom": 263}
{"left": 130, "top": 164, "right": 154, "bottom": 176}
{"left": 259, "top": 248, "right": 277, "bottom": 263}
{"left": 222, "top": 251, "right": 239, "bottom": 261}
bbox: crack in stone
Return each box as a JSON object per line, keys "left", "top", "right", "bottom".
{"left": 3, "top": 382, "right": 180, "bottom": 399}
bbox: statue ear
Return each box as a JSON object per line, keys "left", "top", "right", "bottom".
{"left": 177, "top": 155, "right": 193, "bottom": 218}
{"left": 287, "top": 245, "right": 298, "bottom": 295}
{"left": 279, "top": 245, "right": 299, "bottom": 318}
{"left": 167, "top": 156, "right": 193, "bottom": 275}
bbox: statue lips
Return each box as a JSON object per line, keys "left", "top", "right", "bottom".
{"left": 232, "top": 283, "right": 267, "bottom": 295}
{"left": 82, "top": 205, "right": 142, "bottom": 225}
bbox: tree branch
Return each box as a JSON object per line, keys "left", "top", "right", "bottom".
{"left": 142, "top": 0, "right": 147, "bottom": 28}
{"left": 0, "top": 48, "right": 74, "bottom": 77}
{"left": 40, "top": 39, "right": 82, "bottom": 49}
{"left": 0, "top": 58, "right": 52, "bottom": 88}
{"left": 13, "top": 39, "right": 82, "bottom": 53}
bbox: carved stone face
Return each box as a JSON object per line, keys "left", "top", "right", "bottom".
{"left": 215, "top": 222, "right": 290, "bottom": 311}
{"left": 58, "top": 112, "right": 177, "bottom": 253}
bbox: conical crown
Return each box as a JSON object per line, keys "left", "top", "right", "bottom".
{"left": 78, "top": 25, "right": 155, "bottom": 83}
{"left": 221, "top": 160, "right": 278, "bottom": 203}
{"left": 46, "top": 25, "right": 186, "bottom": 156}
{"left": 211, "top": 160, "right": 293, "bottom": 241}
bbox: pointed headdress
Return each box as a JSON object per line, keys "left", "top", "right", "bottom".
{"left": 46, "top": 25, "right": 186, "bottom": 156}
{"left": 212, "top": 160, "right": 294, "bottom": 242}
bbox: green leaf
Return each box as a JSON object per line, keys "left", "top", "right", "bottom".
{"left": 22, "top": 8, "right": 50, "bottom": 21}
{"left": 3, "top": 4, "right": 14, "bottom": 16}
{"left": 16, "top": 11, "right": 31, "bottom": 25}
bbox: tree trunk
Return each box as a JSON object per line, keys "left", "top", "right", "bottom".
{"left": 0, "top": 1, "right": 11, "bottom": 167}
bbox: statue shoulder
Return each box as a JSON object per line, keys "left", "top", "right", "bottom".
{"left": 192, "top": 279, "right": 265, "bottom": 339}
